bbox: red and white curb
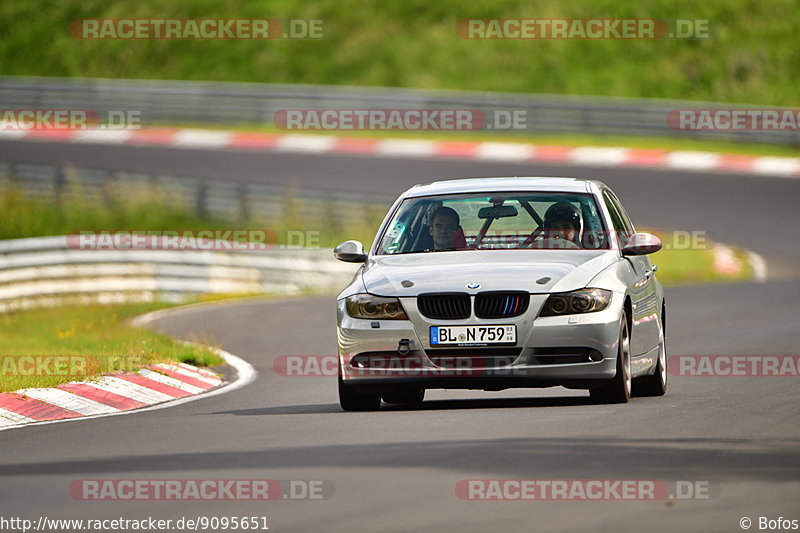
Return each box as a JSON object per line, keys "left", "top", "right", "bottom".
{"left": 0, "top": 308, "right": 257, "bottom": 431}
{"left": 713, "top": 244, "right": 768, "bottom": 282}
{"left": 0, "top": 362, "right": 217, "bottom": 429}
{"left": 1, "top": 127, "right": 799, "bottom": 178}
{"left": 713, "top": 244, "right": 743, "bottom": 277}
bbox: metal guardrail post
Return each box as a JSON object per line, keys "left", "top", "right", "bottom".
{"left": 0, "top": 76, "right": 797, "bottom": 145}
{"left": 195, "top": 180, "right": 208, "bottom": 219}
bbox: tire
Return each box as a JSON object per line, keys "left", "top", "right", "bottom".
{"left": 590, "top": 313, "right": 632, "bottom": 404}
{"left": 382, "top": 387, "right": 425, "bottom": 405}
{"left": 634, "top": 315, "right": 667, "bottom": 397}
{"left": 338, "top": 375, "right": 381, "bottom": 411}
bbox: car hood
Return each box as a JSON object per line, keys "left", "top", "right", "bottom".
{"left": 362, "top": 250, "right": 618, "bottom": 296}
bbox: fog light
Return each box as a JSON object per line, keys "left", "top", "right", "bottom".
{"left": 589, "top": 350, "right": 603, "bottom": 362}
{"left": 352, "top": 356, "right": 369, "bottom": 368}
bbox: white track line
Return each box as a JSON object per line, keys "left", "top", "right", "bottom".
{"left": 171, "top": 129, "right": 234, "bottom": 149}
{"left": 73, "top": 130, "right": 133, "bottom": 144}
{"left": 154, "top": 363, "right": 222, "bottom": 386}
{"left": 84, "top": 376, "right": 175, "bottom": 404}
{"left": 376, "top": 139, "right": 437, "bottom": 157}
{"left": 747, "top": 251, "right": 768, "bottom": 282}
{"left": 0, "top": 130, "right": 32, "bottom": 139}
{"left": 15, "top": 388, "right": 119, "bottom": 416}
{"left": 751, "top": 157, "right": 800, "bottom": 177}
{"left": 475, "top": 142, "right": 535, "bottom": 161}
{"left": 0, "top": 408, "right": 37, "bottom": 427}
{"left": 665, "top": 151, "right": 720, "bottom": 171}
{"left": 570, "top": 146, "right": 629, "bottom": 166}
{"left": 176, "top": 361, "right": 221, "bottom": 378}
{"left": 274, "top": 134, "right": 336, "bottom": 153}
{"left": 138, "top": 368, "right": 205, "bottom": 394}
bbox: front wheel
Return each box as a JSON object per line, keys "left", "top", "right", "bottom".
{"left": 590, "top": 313, "right": 631, "bottom": 404}
{"left": 338, "top": 376, "right": 381, "bottom": 411}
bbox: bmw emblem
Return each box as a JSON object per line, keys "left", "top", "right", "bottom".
{"left": 466, "top": 282, "right": 481, "bottom": 290}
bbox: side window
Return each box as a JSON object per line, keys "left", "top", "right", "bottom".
{"left": 607, "top": 191, "right": 635, "bottom": 235}
{"left": 602, "top": 190, "right": 631, "bottom": 247}
{"left": 380, "top": 201, "right": 426, "bottom": 253}
{"left": 579, "top": 198, "right": 608, "bottom": 249}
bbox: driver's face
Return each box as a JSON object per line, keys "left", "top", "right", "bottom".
{"left": 546, "top": 221, "right": 576, "bottom": 242}
{"left": 429, "top": 215, "right": 459, "bottom": 249}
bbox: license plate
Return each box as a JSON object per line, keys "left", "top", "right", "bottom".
{"left": 430, "top": 325, "right": 516, "bottom": 346}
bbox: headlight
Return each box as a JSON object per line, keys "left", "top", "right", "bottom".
{"left": 540, "top": 288, "right": 612, "bottom": 316}
{"left": 345, "top": 294, "right": 408, "bottom": 320}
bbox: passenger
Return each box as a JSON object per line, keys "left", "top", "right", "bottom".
{"left": 534, "top": 202, "right": 582, "bottom": 249}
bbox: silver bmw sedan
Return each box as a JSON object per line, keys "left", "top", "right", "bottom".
{"left": 334, "top": 177, "right": 667, "bottom": 411}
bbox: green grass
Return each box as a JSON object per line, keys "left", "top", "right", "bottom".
{"left": 644, "top": 228, "right": 753, "bottom": 285}
{"left": 1, "top": 0, "right": 797, "bottom": 105}
{"left": 0, "top": 303, "right": 223, "bottom": 392}
{"left": 650, "top": 244, "right": 751, "bottom": 285}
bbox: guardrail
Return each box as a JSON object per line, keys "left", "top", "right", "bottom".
{"left": 0, "top": 236, "right": 359, "bottom": 313}
{"left": 1, "top": 76, "right": 796, "bottom": 145}
{"left": 0, "top": 161, "right": 395, "bottom": 226}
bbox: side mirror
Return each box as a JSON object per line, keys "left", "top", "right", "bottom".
{"left": 622, "top": 233, "right": 662, "bottom": 256}
{"left": 334, "top": 240, "right": 367, "bottom": 263}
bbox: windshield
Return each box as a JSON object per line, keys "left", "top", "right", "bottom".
{"left": 377, "top": 192, "right": 609, "bottom": 254}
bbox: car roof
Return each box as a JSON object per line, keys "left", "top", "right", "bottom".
{"left": 403, "top": 177, "right": 605, "bottom": 198}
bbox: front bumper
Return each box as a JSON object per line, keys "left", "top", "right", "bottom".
{"left": 336, "top": 293, "right": 623, "bottom": 390}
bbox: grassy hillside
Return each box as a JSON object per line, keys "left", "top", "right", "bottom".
{"left": 0, "top": 0, "right": 797, "bottom": 104}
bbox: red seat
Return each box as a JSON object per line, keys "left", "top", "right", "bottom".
{"left": 453, "top": 227, "right": 467, "bottom": 249}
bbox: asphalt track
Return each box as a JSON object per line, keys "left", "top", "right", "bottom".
{"left": 0, "top": 139, "right": 799, "bottom": 533}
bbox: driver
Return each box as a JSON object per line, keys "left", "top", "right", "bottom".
{"left": 428, "top": 207, "right": 461, "bottom": 250}
{"left": 535, "top": 202, "right": 581, "bottom": 249}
